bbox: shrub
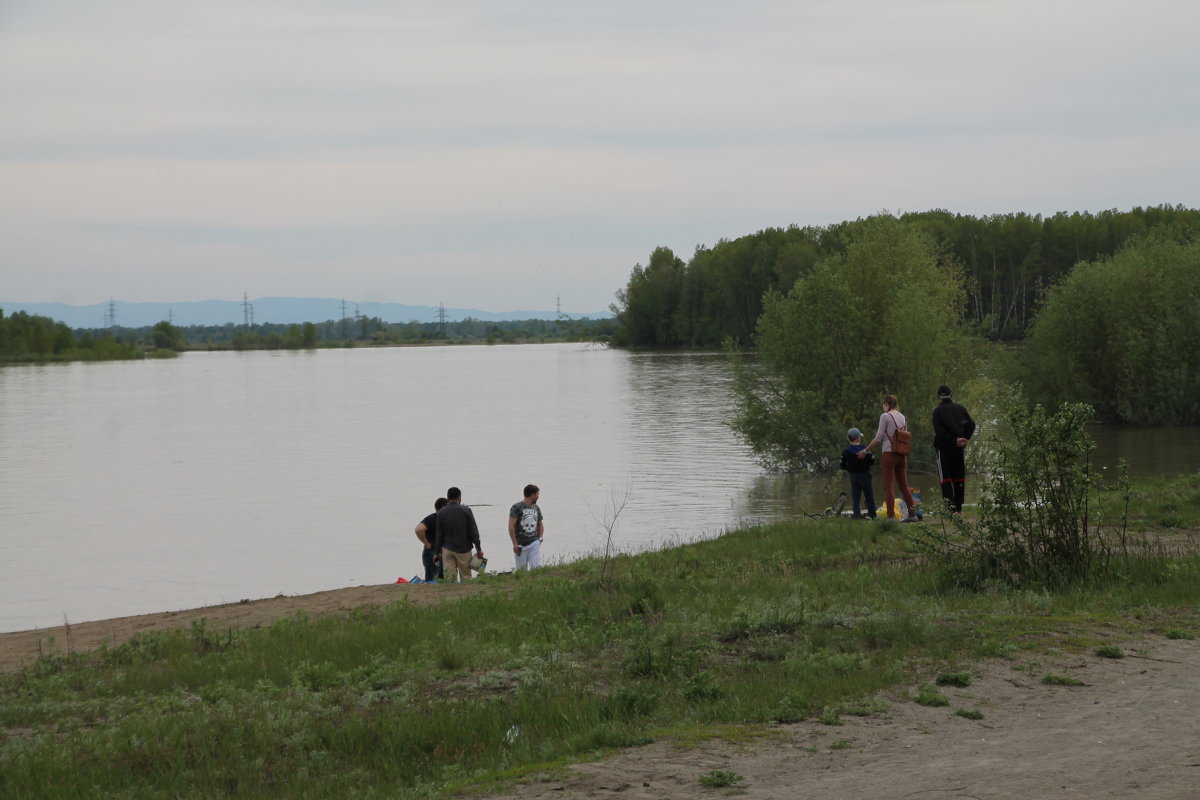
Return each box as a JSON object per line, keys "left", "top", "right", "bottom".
{"left": 910, "top": 402, "right": 1127, "bottom": 587}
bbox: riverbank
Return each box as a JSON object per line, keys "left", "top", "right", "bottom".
{"left": 3, "top": 515, "right": 1198, "bottom": 799}
{"left": 0, "top": 582, "right": 487, "bottom": 674}
{"left": 4, "top": 582, "right": 1197, "bottom": 799}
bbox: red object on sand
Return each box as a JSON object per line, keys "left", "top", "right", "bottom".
{"left": 395, "top": 577, "right": 408, "bottom": 583}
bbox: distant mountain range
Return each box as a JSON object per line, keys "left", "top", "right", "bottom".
{"left": 0, "top": 298, "right": 612, "bottom": 329}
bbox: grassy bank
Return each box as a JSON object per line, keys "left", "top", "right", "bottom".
{"left": 3, "top": 476, "right": 1200, "bottom": 799}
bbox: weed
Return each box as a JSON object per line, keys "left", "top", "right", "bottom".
{"left": 936, "top": 671, "right": 972, "bottom": 687}
{"left": 1043, "top": 673, "right": 1085, "bottom": 686}
{"left": 817, "top": 707, "right": 842, "bottom": 726}
{"left": 698, "top": 769, "right": 744, "bottom": 788}
{"left": 1166, "top": 629, "right": 1196, "bottom": 640}
{"left": 683, "top": 670, "right": 724, "bottom": 703}
{"left": 1095, "top": 645, "right": 1124, "bottom": 659}
{"left": 915, "top": 684, "right": 950, "bottom": 707}
{"left": 830, "top": 739, "right": 852, "bottom": 750}
{"left": 770, "top": 694, "right": 810, "bottom": 724}
{"left": 839, "top": 697, "right": 889, "bottom": 717}
{"left": 954, "top": 708, "right": 984, "bottom": 720}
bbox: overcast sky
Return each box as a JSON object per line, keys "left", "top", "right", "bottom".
{"left": 2, "top": 1, "right": 1196, "bottom": 313}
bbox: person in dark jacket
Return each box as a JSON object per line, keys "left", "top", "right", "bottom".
{"left": 435, "top": 487, "right": 484, "bottom": 581}
{"left": 840, "top": 428, "right": 877, "bottom": 520}
{"left": 931, "top": 385, "right": 976, "bottom": 513}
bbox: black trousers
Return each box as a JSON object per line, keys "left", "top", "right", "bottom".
{"left": 421, "top": 547, "right": 444, "bottom": 581}
{"left": 849, "top": 472, "right": 876, "bottom": 518}
{"left": 936, "top": 446, "right": 967, "bottom": 512}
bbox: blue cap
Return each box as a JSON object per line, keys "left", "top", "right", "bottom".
{"left": 847, "top": 428, "right": 862, "bottom": 441}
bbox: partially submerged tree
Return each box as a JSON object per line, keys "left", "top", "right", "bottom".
{"left": 1018, "top": 235, "right": 1200, "bottom": 425}
{"left": 731, "top": 216, "right": 979, "bottom": 471}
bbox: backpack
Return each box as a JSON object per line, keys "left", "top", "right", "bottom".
{"left": 889, "top": 412, "right": 912, "bottom": 456}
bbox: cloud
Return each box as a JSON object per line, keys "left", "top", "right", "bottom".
{"left": 1, "top": 0, "right": 1197, "bottom": 308}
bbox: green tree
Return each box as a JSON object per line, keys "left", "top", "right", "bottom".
{"left": 151, "top": 320, "right": 186, "bottom": 350}
{"left": 731, "top": 217, "right": 979, "bottom": 471}
{"left": 611, "top": 246, "right": 686, "bottom": 347}
{"left": 1018, "top": 235, "right": 1200, "bottom": 424}
{"left": 302, "top": 322, "right": 318, "bottom": 348}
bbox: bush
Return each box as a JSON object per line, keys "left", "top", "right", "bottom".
{"left": 910, "top": 402, "right": 1127, "bottom": 588}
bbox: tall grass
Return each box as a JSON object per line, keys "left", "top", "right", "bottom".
{"left": 3, "top": 494, "right": 1200, "bottom": 799}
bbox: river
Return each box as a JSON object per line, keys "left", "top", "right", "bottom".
{"left": 2, "top": 343, "right": 1197, "bottom": 633}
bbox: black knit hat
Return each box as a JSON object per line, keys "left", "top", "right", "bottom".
{"left": 936, "top": 385, "right": 952, "bottom": 399}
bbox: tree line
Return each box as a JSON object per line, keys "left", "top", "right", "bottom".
{"left": 611, "top": 205, "right": 1200, "bottom": 348}
{"left": 2, "top": 311, "right": 616, "bottom": 362}
{"left": 119, "top": 315, "right": 615, "bottom": 351}
{"left": 0, "top": 309, "right": 143, "bottom": 362}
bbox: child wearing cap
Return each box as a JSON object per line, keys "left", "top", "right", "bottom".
{"left": 839, "top": 428, "right": 877, "bottom": 520}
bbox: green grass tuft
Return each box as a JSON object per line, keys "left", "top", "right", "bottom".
{"left": 915, "top": 684, "right": 950, "bottom": 707}
{"left": 1043, "top": 673, "right": 1085, "bottom": 686}
{"left": 935, "top": 671, "right": 972, "bottom": 687}
{"left": 698, "top": 769, "right": 744, "bottom": 787}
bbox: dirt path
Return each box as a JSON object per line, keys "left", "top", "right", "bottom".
{"left": 0, "top": 582, "right": 482, "bottom": 673}
{"left": 481, "top": 637, "right": 1200, "bottom": 800}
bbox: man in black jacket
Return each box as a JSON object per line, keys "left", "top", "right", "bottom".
{"left": 931, "top": 385, "right": 976, "bottom": 514}
{"left": 435, "top": 487, "right": 484, "bottom": 581}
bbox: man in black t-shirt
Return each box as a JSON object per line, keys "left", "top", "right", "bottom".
{"left": 414, "top": 497, "right": 448, "bottom": 581}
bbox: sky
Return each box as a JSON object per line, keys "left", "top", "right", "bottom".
{"left": 1, "top": 1, "right": 1197, "bottom": 314}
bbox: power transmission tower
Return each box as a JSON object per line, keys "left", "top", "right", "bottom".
{"left": 104, "top": 298, "right": 116, "bottom": 331}
{"left": 437, "top": 302, "right": 447, "bottom": 337}
{"left": 340, "top": 298, "right": 349, "bottom": 339}
{"left": 242, "top": 293, "right": 255, "bottom": 328}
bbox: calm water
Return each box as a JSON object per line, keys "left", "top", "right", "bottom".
{"left": 0, "top": 345, "right": 821, "bottom": 633}
{"left": 2, "top": 344, "right": 1198, "bottom": 633}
